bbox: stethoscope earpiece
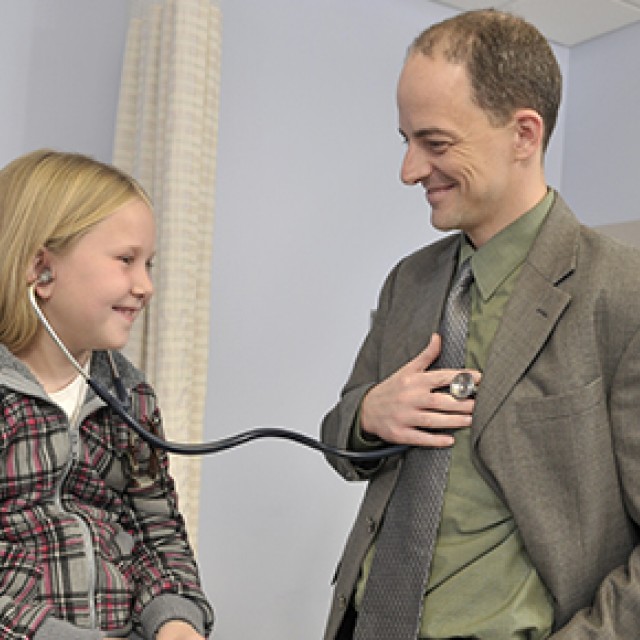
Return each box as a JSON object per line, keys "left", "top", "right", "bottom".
{"left": 37, "top": 270, "right": 53, "bottom": 285}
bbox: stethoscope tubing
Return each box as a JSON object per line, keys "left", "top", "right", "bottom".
{"left": 89, "top": 374, "right": 408, "bottom": 460}
{"left": 28, "top": 284, "right": 408, "bottom": 462}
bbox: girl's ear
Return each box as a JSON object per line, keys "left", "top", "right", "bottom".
{"left": 27, "top": 249, "right": 55, "bottom": 298}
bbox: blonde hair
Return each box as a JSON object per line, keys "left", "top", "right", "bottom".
{"left": 0, "top": 149, "right": 151, "bottom": 353}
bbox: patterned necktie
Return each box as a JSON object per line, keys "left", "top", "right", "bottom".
{"left": 354, "top": 258, "right": 474, "bottom": 640}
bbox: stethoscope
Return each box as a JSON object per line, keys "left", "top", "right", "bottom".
{"left": 27, "top": 282, "right": 411, "bottom": 462}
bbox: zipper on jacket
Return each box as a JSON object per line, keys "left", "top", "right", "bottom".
{"left": 54, "top": 415, "right": 99, "bottom": 629}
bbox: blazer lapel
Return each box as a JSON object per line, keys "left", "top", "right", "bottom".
{"left": 407, "top": 236, "right": 460, "bottom": 359}
{"left": 471, "top": 195, "right": 578, "bottom": 444}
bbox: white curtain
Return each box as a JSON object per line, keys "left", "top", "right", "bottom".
{"left": 113, "top": 0, "right": 222, "bottom": 552}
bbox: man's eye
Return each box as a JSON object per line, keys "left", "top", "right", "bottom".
{"left": 119, "top": 255, "right": 134, "bottom": 265}
{"left": 428, "top": 140, "right": 451, "bottom": 153}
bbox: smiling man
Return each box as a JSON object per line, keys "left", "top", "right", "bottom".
{"left": 321, "top": 9, "right": 640, "bottom": 640}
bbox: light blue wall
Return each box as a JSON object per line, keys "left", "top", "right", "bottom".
{"left": 0, "top": 0, "right": 130, "bottom": 167}
{"left": 201, "top": 2, "right": 457, "bottom": 635}
{"left": 562, "top": 20, "right": 640, "bottom": 226}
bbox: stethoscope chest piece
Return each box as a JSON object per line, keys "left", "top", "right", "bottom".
{"left": 449, "top": 371, "right": 476, "bottom": 400}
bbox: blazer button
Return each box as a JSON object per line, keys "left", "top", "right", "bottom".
{"left": 366, "top": 516, "right": 377, "bottom": 534}
{"left": 338, "top": 594, "right": 348, "bottom": 610}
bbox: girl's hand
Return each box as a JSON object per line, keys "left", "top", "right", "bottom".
{"left": 156, "top": 620, "right": 205, "bottom": 640}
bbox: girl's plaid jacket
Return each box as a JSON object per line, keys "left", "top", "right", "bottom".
{"left": 0, "top": 346, "right": 214, "bottom": 640}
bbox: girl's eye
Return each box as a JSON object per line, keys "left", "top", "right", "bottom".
{"left": 119, "top": 255, "right": 134, "bottom": 265}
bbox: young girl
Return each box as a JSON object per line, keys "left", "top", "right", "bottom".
{"left": 0, "top": 150, "right": 214, "bottom": 640}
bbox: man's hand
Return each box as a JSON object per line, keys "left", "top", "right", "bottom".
{"left": 360, "top": 333, "right": 480, "bottom": 447}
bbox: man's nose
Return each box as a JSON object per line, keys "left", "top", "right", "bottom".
{"left": 400, "top": 145, "right": 431, "bottom": 185}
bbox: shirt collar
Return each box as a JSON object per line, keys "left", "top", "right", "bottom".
{"left": 459, "top": 189, "right": 555, "bottom": 302}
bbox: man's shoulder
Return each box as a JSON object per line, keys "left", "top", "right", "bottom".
{"left": 535, "top": 193, "right": 640, "bottom": 277}
{"left": 398, "top": 233, "right": 460, "bottom": 270}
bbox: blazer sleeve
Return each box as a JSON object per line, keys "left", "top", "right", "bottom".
{"left": 320, "top": 261, "right": 403, "bottom": 481}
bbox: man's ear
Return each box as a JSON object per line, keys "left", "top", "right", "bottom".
{"left": 512, "top": 108, "right": 544, "bottom": 161}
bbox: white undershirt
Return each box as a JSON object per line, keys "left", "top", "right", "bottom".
{"left": 48, "top": 359, "right": 90, "bottom": 420}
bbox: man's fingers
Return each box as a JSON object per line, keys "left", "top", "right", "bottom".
{"left": 390, "top": 428, "right": 455, "bottom": 448}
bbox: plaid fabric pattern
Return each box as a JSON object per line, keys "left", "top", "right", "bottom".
{"left": 0, "top": 348, "right": 213, "bottom": 639}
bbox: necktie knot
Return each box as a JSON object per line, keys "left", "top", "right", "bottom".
{"left": 456, "top": 258, "right": 474, "bottom": 290}
{"left": 438, "top": 258, "right": 474, "bottom": 370}
{"left": 449, "top": 258, "right": 474, "bottom": 302}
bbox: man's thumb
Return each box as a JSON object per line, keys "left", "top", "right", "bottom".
{"left": 411, "top": 333, "right": 441, "bottom": 370}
